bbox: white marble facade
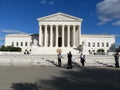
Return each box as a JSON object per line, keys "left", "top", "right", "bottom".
{"left": 5, "top": 12, "right": 115, "bottom": 54}
{"left": 37, "top": 12, "right": 82, "bottom": 48}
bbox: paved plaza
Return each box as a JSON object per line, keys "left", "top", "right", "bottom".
{"left": 0, "top": 66, "right": 120, "bottom": 90}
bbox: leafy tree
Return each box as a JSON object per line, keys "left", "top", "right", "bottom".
{"left": 0, "top": 46, "right": 22, "bottom": 52}
{"left": 97, "top": 48, "right": 105, "bottom": 55}
{"left": 116, "top": 48, "right": 120, "bottom": 52}
{"left": 97, "top": 48, "right": 105, "bottom": 53}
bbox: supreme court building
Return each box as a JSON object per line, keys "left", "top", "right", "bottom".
{"left": 5, "top": 12, "right": 115, "bottom": 55}
{"left": 38, "top": 12, "right": 82, "bottom": 48}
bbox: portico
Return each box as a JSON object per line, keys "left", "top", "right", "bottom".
{"left": 38, "top": 12, "right": 83, "bottom": 48}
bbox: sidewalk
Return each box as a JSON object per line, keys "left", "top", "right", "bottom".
{"left": 0, "top": 66, "right": 120, "bottom": 90}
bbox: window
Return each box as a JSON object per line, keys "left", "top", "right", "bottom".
{"left": 102, "top": 43, "right": 104, "bottom": 47}
{"left": 16, "top": 42, "right": 18, "bottom": 46}
{"left": 88, "top": 50, "right": 91, "bottom": 52}
{"left": 21, "top": 42, "right": 23, "bottom": 46}
{"left": 93, "top": 43, "right": 95, "bottom": 47}
{"left": 25, "top": 42, "right": 27, "bottom": 46}
{"left": 97, "top": 43, "right": 100, "bottom": 47}
{"left": 88, "top": 42, "right": 91, "bottom": 47}
{"left": 12, "top": 42, "right": 14, "bottom": 46}
{"left": 106, "top": 43, "right": 109, "bottom": 47}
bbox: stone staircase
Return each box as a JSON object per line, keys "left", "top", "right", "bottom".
{"left": 31, "top": 47, "right": 80, "bottom": 55}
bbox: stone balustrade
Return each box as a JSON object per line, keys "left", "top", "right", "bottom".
{"left": 0, "top": 55, "right": 117, "bottom": 67}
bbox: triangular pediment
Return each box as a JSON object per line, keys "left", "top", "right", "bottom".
{"left": 37, "top": 12, "right": 83, "bottom": 21}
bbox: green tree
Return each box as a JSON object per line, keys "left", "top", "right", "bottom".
{"left": 97, "top": 48, "right": 105, "bottom": 52}
{"left": 0, "top": 46, "right": 22, "bottom": 52}
{"left": 97, "top": 48, "right": 105, "bottom": 55}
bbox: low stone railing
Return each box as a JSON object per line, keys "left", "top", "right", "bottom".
{"left": 0, "top": 55, "right": 117, "bottom": 67}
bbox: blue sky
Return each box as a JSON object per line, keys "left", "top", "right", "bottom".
{"left": 0, "top": 0, "right": 120, "bottom": 46}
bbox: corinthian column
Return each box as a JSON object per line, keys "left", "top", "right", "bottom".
{"left": 62, "top": 25, "right": 64, "bottom": 47}
{"left": 39, "top": 25, "right": 42, "bottom": 46}
{"left": 55, "top": 25, "right": 58, "bottom": 47}
{"left": 67, "top": 25, "right": 70, "bottom": 47}
{"left": 44, "top": 25, "right": 48, "bottom": 47}
{"left": 73, "top": 25, "right": 76, "bottom": 47}
{"left": 79, "top": 26, "right": 82, "bottom": 45}
{"left": 50, "top": 25, "right": 53, "bottom": 47}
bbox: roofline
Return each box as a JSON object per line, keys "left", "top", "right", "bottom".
{"left": 5, "top": 33, "right": 40, "bottom": 37}
{"left": 81, "top": 34, "right": 115, "bottom": 38}
{"left": 37, "top": 12, "right": 83, "bottom": 22}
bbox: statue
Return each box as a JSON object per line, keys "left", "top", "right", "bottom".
{"left": 56, "top": 49, "right": 62, "bottom": 53}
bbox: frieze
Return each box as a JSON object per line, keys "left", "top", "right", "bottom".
{"left": 44, "top": 15, "right": 77, "bottom": 21}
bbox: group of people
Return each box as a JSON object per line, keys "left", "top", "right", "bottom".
{"left": 57, "top": 51, "right": 120, "bottom": 68}
{"left": 57, "top": 51, "right": 86, "bottom": 69}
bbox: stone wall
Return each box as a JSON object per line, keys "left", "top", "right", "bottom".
{"left": 0, "top": 55, "right": 117, "bottom": 67}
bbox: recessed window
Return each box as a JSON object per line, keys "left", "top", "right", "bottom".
{"left": 102, "top": 43, "right": 104, "bottom": 47}
{"left": 93, "top": 43, "right": 95, "bottom": 47}
{"left": 97, "top": 42, "right": 100, "bottom": 47}
{"left": 106, "top": 43, "right": 109, "bottom": 47}
{"left": 12, "top": 42, "right": 14, "bottom": 46}
{"left": 16, "top": 42, "right": 18, "bottom": 46}
{"left": 21, "top": 42, "right": 23, "bottom": 46}
{"left": 88, "top": 42, "right": 91, "bottom": 47}
{"left": 25, "top": 42, "right": 27, "bottom": 46}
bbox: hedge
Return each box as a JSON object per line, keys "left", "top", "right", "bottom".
{"left": 0, "top": 46, "right": 22, "bottom": 52}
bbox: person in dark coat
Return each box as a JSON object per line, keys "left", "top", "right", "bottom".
{"left": 80, "top": 54, "right": 86, "bottom": 67}
{"left": 57, "top": 52, "right": 62, "bottom": 67}
{"left": 67, "top": 51, "right": 72, "bottom": 69}
{"left": 114, "top": 52, "right": 119, "bottom": 68}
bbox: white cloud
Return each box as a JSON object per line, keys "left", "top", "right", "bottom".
{"left": 40, "top": 0, "right": 54, "bottom": 5}
{"left": 96, "top": 0, "right": 120, "bottom": 26}
{"left": 40, "top": 0, "right": 46, "bottom": 4}
{"left": 112, "top": 20, "right": 120, "bottom": 26}
{"left": 49, "top": 1, "right": 54, "bottom": 5}
{"left": 0, "top": 29, "right": 26, "bottom": 34}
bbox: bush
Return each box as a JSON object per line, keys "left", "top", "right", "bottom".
{"left": 96, "top": 48, "right": 105, "bottom": 55}
{"left": 0, "top": 46, "right": 22, "bottom": 52}
{"left": 116, "top": 48, "right": 120, "bottom": 52}
{"left": 97, "top": 48, "right": 105, "bottom": 52}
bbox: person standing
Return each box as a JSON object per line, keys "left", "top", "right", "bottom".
{"left": 67, "top": 51, "right": 72, "bottom": 69}
{"left": 57, "top": 52, "right": 62, "bottom": 67}
{"left": 80, "top": 54, "right": 86, "bottom": 67}
{"left": 114, "top": 52, "right": 119, "bottom": 68}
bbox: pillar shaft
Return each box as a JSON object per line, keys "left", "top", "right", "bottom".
{"left": 50, "top": 25, "right": 53, "bottom": 47}
{"left": 44, "top": 25, "right": 48, "bottom": 47}
{"left": 62, "top": 25, "right": 64, "bottom": 47}
{"left": 39, "top": 25, "right": 42, "bottom": 46}
{"left": 73, "top": 25, "right": 76, "bottom": 47}
{"left": 67, "top": 25, "right": 70, "bottom": 47}
{"left": 56, "top": 25, "right": 58, "bottom": 47}
{"left": 79, "top": 26, "right": 82, "bottom": 45}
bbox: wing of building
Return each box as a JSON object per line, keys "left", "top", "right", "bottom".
{"left": 5, "top": 12, "right": 115, "bottom": 55}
